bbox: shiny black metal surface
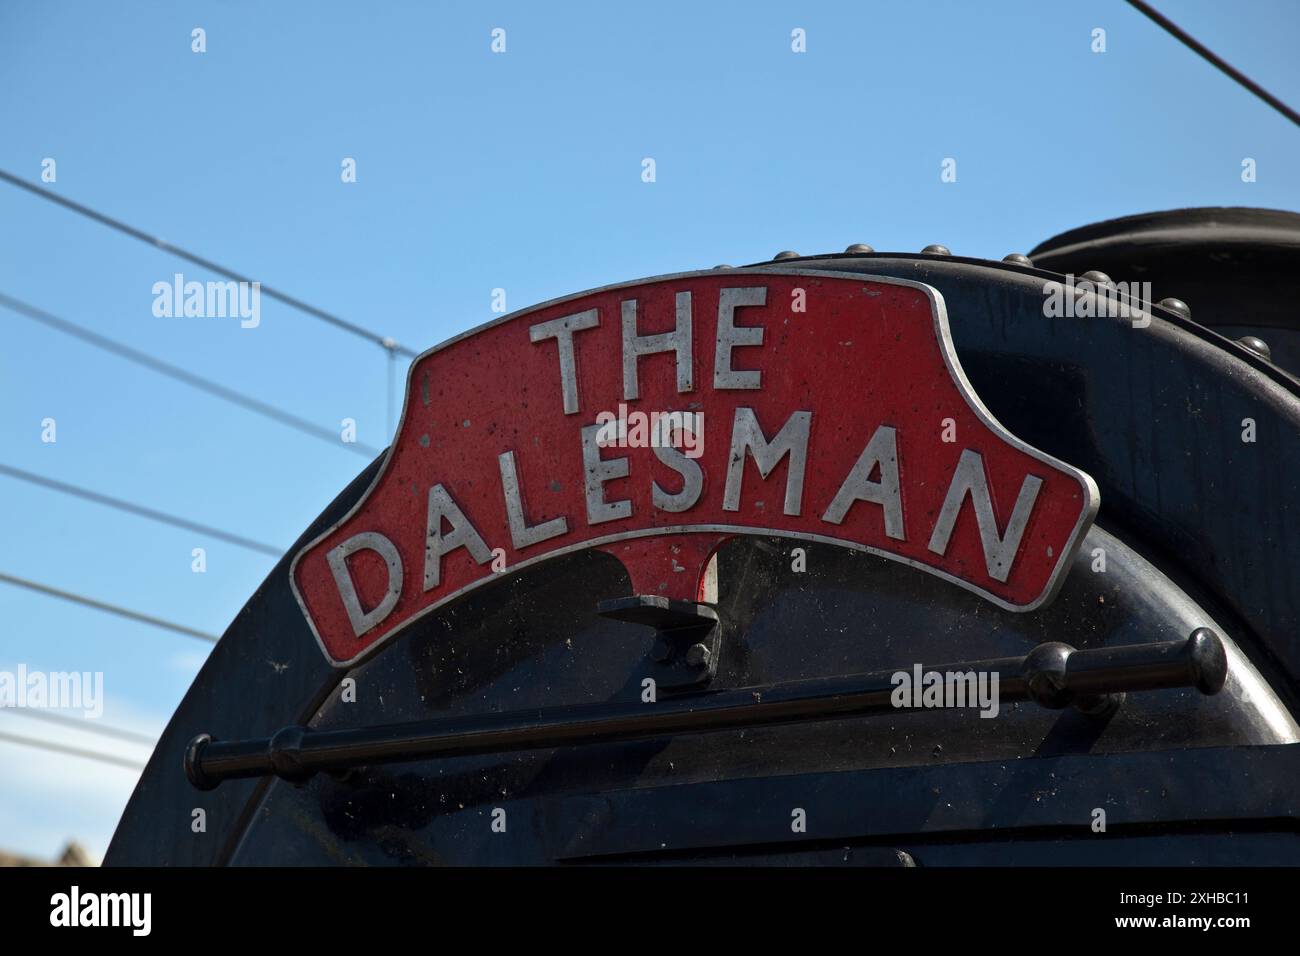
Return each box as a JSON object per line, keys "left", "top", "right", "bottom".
{"left": 1030, "top": 207, "right": 1300, "bottom": 374}
{"left": 185, "top": 631, "right": 1226, "bottom": 789}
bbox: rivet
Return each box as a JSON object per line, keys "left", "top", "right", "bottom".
{"left": 1080, "top": 270, "right": 1114, "bottom": 287}
{"left": 1237, "top": 335, "right": 1272, "bottom": 362}
{"left": 713, "top": 264, "right": 734, "bottom": 270}
{"left": 1002, "top": 253, "right": 1032, "bottom": 267}
{"left": 921, "top": 244, "right": 951, "bottom": 256}
{"left": 844, "top": 243, "right": 875, "bottom": 254}
{"left": 772, "top": 250, "right": 800, "bottom": 261}
{"left": 1159, "top": 297, "right": 1191, "bottom": 320}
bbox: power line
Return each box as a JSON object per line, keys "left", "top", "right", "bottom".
{"left": 0, "top": 570, "right": 220, "bottom": 642}
{"left": 0, "top": 708, "right": 157, "bottom": 747}
{"left": 0, "top": 462, "right": 282, "bottom": 558}
{"left": 0, "top": 167, "right": 417, "bottom": 357}
{"left": 0, "top": 728, "right": 145, "bottom": 771}
{"left": 1127, "top": 0, "right": 1300, "bottom": 128}
{"left": 0, "top": 291, "right": 383, "bottom": 459}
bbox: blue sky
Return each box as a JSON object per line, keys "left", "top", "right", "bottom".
{"left": 1, "top": 0, "right": 1297, "bottom": 860}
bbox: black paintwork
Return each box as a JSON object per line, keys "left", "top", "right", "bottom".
{"left": 182, "top": 631, "right": 1228, "bottom": 789}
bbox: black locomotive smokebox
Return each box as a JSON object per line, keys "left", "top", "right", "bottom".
{"left": 1031, "top": 207, "right": 1300, "bottom": 373}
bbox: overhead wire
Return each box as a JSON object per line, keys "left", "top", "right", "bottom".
{"left": 0, "top": 708, "right": 158, "bottom": 747}
{"left": 1126, "top": 0, "right": 1300, "bottom": 128}
{"left": 0, "top": 291, "right": 384, "bottom": 459}
{"left": 0, "top": 728, "right": 146, "bottom": 771}
{"left": 0, "top": 168, "right": 417, "bottom": 356}
{"left": 0, "top": 463, "right": 283, "bottom": 558}
{"left": 0, "top": 570, "right": 221, "bottom": 642}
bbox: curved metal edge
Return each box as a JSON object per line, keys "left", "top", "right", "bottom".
{"left": 920, "top": 279, "right": 1101, "bottom": 613}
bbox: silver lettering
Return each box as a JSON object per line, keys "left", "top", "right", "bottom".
{"left": 652, "top": 443, "right": 704, "bottom": 512}
{"left": 581, "top": 423, "right": 632, "bottom": 523}
{"left": 714, "top": 287, "right": 766, "bottom": 389}
{"left": 529, "top": 309, "right": 600, "bottom": 415}
{"left": 927, "top": 449, "right": 1042, "bottom": 582}
{"left": 424, "top": 484, "right": 492, "bottom": 590}
{"left": 723, "top": 408, "right": 811, "bottom": 516}
{"left": 822, "top": 425, "right": 905, "bottom": 539}
{"left": 621, "top": 293, "right": 693, "bottom": 400}
{"left": 498, "top": 451, "right": 568, "bottom": 548}
{"left": 327, "top": 531, "right": 404, "bottom": 636}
